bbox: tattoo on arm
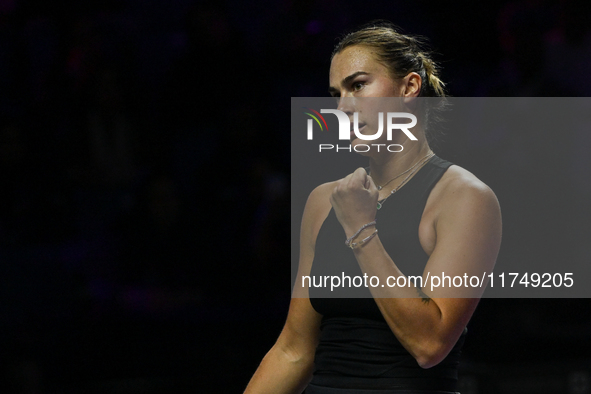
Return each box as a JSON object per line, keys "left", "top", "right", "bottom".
{"left": 416, "top": 287, "right": 431, "bottom": 304}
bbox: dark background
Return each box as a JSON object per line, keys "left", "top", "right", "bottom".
{"left": 1, "top": 0, "right": 590, "bottom": 392}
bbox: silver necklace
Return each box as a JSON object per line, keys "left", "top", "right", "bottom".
{"left": 372, "top": 152, "right": 435, "bottom": 191}
{"left": 374, "top": 152, "right": 435, "bottom": 210}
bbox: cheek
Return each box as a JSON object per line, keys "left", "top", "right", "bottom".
{"left": 372, "top": 77, "right": 400, "bottom": 97}
{"left": 360, "top": 113, "right": 388, "bottom": 143}
{"left": 363, "top": 111, "right": 382, "bottom": 130}
{"left": 358, "top": 103, "right": 392, "bottom": 134}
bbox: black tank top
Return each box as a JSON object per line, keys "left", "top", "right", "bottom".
{"left": 309, "top": 155, "right": 465, "bottom": 391}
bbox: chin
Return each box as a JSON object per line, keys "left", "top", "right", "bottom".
{"left": 351, "top": 135, "right": 394, "bottom": 156}
{"left": 350, "top": 139, "right": 375, "bottom": 157}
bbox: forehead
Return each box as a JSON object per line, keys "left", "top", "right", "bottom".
{"left": 329, "top": 45, "right": 388, "bottom": 85}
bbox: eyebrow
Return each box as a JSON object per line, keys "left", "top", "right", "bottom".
{"left": 328, "top": 71, "right": 369, "bottom": 95}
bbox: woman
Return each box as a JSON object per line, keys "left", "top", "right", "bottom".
{"left": 245, "top": 21, "right": 501, "bottom": 394}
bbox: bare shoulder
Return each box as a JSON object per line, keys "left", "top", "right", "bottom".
{"left": 306, "top": 180, "right": 338, "bottom": 211}
{"left": 429, "top": 164, "right": 501, "bottom": 226}
{"left": 420, "top": 165, "right": 500, "bottom": 255}
{"left": 435, "top": 165, "right": 498, "bottom": 205}
{"left": 301, "top": 180, "right": 339, "bottom": 240}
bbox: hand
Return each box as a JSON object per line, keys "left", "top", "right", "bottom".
{"left": 330, "top": 167, "right": 379, "bottom": 238}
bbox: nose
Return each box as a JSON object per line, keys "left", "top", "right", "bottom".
{"left": 336, "top": 96, "right": 356, "bottom": 117}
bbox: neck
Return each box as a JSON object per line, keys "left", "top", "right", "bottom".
{"left": 368, "top": 138, "right": 433, "bottom": 187}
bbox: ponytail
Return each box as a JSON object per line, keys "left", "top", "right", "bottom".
{"left": 333, "top": 21, "right": 447, "bottom": 97}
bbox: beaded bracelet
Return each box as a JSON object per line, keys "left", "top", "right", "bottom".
{"left": 348, "top": 229, "right": 378, "bottom": 249}
{"left": 344, "top": 220, "right": 376, "bottom": 248}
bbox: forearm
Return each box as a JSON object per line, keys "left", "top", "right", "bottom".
{"left": 244, "top": 343, "right": 314, "bottom": 394}
{"left": 332, "top": 166, "right": 499, "bottom": 368}
{"left": 350, "top": 233, "right": 461, "bottom": 367}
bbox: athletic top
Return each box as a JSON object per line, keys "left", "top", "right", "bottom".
{"left": 308, "top": 155, "right": 465, "bottom": 391}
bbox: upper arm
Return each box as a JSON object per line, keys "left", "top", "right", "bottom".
{"left": 425, "top": 178, "right": 502, "bottom": 298}
{"left": 277, "top": 182, "right": 334, "bottom": 357}
{"left": 421, "top": 176, "right": 502, "bottom": 351}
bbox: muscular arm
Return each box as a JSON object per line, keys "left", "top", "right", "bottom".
{"left": 332, "top": 168, "right": 502, "bottom": 368}
{"left": 244, "top": 183, "right": 332, "bottom": 393}
{"left": 244, "top": 298, "right": 321, "bottom": 394}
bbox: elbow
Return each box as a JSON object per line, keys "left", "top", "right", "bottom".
{"left": 278, "top": 342, "right": 316, "bottom": 367}
{"left": 414, "top": 341, "right": 450, "bottom": 369}
{"left": 416, "top": 354, "right": 444, "bottom": 369}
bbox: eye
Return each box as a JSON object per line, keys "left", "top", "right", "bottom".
{"left": 352, "top": 81, "right": 366, "bottom": 91}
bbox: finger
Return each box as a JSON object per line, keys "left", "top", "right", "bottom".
{"left": 347, "top": 170, "right": 361, "bottom": 189}
{"left": 343, "top": 169, "right": 357, "bottom": 187}
{"left": 353, "top": 167, "right": 367, "bottom": 180}
{"left": 357, "top": 167, "right": 369, "bottom": 188}
{"left": 364, "top": 174, "right": 372, "bottom": 190}
{"left": 343, "top": 172, "right": 355, "bottom": 182}
{"left": 366, "top": 174, "right": 376, "bottom": 190}
{"left": 341, "top": 173, "right": 354, "bottom": 189}
{"left": 354, "top": 168, "right": 369, "bottom": 189}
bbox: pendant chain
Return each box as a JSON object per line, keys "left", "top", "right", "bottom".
{"left": 374, "top": 152, "right": 434, "bottom": 191}
{"left": 373, "top": 152, "right": 435, "bottom": 210}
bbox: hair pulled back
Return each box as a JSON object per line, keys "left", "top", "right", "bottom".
{"left": 332, "top": 20, "right": 446, "bottom": 98}
{"left": 333, "top": 21, "right": 448, "bottom": 145}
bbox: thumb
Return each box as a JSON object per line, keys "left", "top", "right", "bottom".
{"left": 365, "top": 173, "right": 376, "bottom": 190}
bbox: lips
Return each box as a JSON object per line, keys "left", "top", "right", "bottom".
{"left": 350, "top": 122, "right": 366, "bottom": 140}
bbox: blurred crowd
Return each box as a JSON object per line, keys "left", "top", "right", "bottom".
{"left": 1, "top": 0, "right": 590, "bottom": 392}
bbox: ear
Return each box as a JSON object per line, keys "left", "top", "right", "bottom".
{"left": 401, "top": 72, "right": 422, "bottom": 102}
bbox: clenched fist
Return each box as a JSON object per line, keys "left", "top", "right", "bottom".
{"left": 330, "top": 167, "right": 379, "bottom": 238}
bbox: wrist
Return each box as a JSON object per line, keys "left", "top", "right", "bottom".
{"left": 347, "top": 227, "right": 379, "bottom": 250}
{"left": 344, "top": 219, "right": 376, "bottom": 239}
{"left": 349, "top": 225, "right": 375, "bottom": 240}
{"left": 344, "top": 220, "right": 377, "bottom": 248}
